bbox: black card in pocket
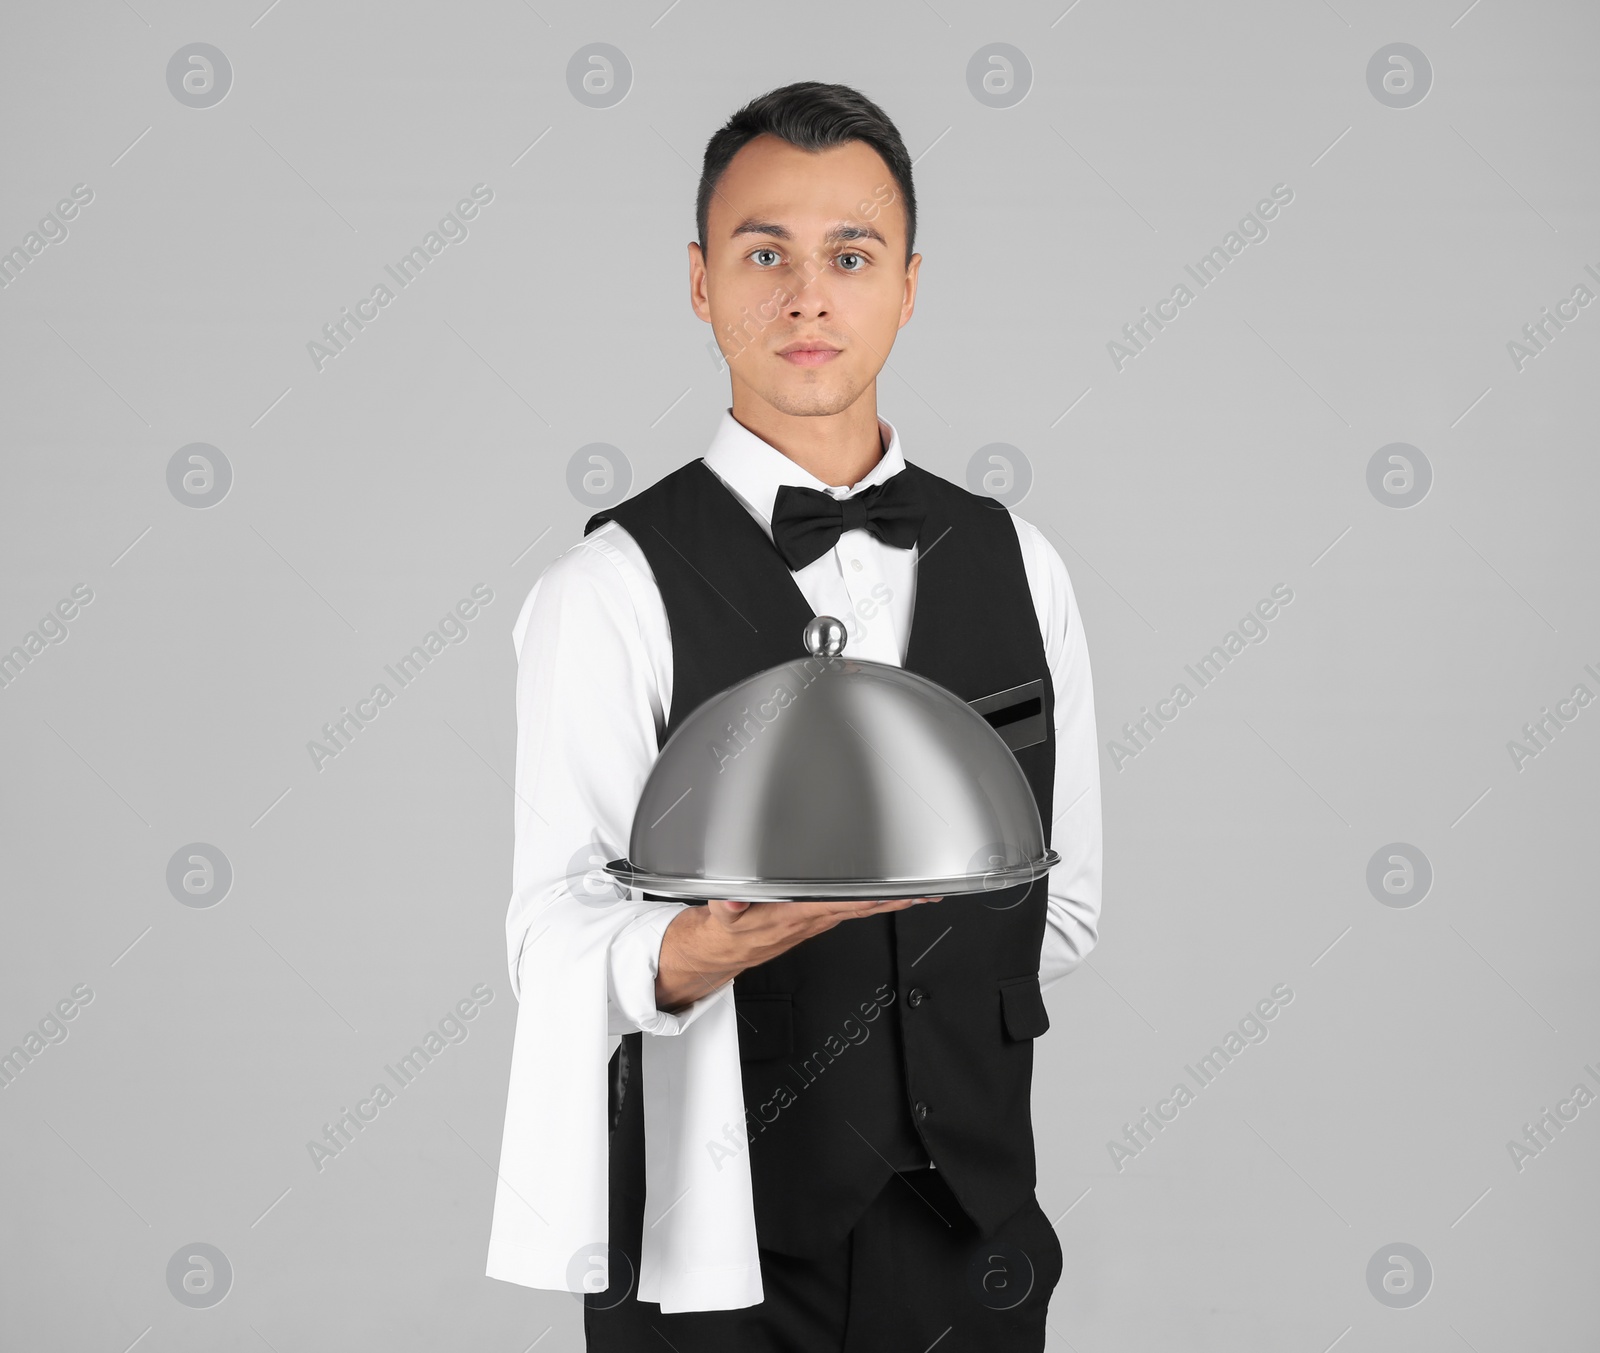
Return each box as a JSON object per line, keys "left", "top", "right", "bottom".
{"left": 968, "top": 677, "right": 1047, "bottom": 752}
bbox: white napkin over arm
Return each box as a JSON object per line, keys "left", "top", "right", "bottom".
{"left": 484, "top": 537, "right": 763, "bottom": 1312}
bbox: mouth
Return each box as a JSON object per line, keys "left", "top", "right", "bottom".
{"left": 777, "top": 343, "right": 841, "bottom": 368}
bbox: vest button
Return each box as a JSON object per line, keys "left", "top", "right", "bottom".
{"left": 908, "top": 987, "right": 925, "bottom": 1007}
{"left": 914, "top": 1100, "right": 929, "bottom": 1119}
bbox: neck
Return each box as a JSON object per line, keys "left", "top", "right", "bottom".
{"left": 728, "top": 390, "right": 886, "bottom": 489}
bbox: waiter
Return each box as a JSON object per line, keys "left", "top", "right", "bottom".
{"left": 487, "top": 81, "right": 1103, "bottom": 1351}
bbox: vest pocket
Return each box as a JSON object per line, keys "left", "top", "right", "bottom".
{"left": 735, "top": 994, "right": 794, "bottom": 1061}
{"left": 998, "top": 974, "right": 1050, "bottom": 1041}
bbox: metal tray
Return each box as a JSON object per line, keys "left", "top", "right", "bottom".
{"left": 602, "top": 849, "right": 1060, "bottom": 902}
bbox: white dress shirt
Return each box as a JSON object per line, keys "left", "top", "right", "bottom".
{"left": 485, "top": 408, "right": 1102, "bottom": 1312}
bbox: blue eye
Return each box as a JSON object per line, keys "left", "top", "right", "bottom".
{"left": 752, "top": 248, "right": 781, "bottom": 267}
{"left": 837, "top": 252, "right": 865, "bottom": 272}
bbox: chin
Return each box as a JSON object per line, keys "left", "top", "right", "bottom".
{"left": 772, "top": 395, "right": 849, "bottom": 418}
{"left": 764, "top": 379, "right": 859, "bottom": 418}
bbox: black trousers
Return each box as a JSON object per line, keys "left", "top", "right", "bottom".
{"left": 584, "top": 1164, "right": 1064, "bottom": 1352}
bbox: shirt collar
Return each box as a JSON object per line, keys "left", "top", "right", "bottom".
{"left": 701, "top": 407, "right": 907, "bottom": 543}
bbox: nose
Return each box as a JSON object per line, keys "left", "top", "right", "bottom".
{"left": 784, "top": 268, "right": 834, "bottom": 320}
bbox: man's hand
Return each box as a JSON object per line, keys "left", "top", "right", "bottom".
{"left": 654, "top": 895, "right": 944, "bottom": 1014}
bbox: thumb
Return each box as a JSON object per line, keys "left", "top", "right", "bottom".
{"left": 710, "top": 898, "right": 752, "bottom": 917}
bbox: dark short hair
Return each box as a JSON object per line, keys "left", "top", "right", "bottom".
{"left": 696, "top": 81, "right": 917, "bottom": 269}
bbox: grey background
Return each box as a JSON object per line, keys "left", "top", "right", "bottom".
{"left": 2, "top": 0, "right": 1596, "bottom": 1349}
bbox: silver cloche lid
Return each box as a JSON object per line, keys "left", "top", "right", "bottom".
{"left": 603, "top": 615, "right": 1059, "bottom": 902}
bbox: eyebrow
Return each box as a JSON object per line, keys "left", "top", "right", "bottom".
{"left": 729, "top": 218, "right": 888, "bottom": 248}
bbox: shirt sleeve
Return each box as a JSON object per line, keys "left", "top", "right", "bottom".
{"left": 505, "top": 527, "right": 726, "bottom": 1037}
{"left": 1011, "top": 514, "right": 1103, "bottom": 994}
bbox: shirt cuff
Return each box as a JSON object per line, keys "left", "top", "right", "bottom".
{"left": 607, "top": 902, "right": 729, "bottom": 1036}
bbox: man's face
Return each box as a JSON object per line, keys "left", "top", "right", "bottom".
{"left": 691, "top": 135, "right": 920, "bottom": 418}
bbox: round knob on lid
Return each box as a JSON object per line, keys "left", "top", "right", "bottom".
{"left": 802, "top": 615, "right": 848, "bottom": 658}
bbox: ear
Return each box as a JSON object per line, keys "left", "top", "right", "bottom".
{"left": 899, "top": 252, "right": 922, "bottom": 329}
{"left": 688, "top": 240, "right": 713, "bottom": 324}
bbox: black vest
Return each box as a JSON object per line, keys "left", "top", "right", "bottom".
{"left": 587, "top": 456, "right": 1056, "bottom": 1258}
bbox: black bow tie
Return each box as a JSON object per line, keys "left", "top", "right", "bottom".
{"left": 770, "top": 472, "right": 926, "bottom": 572}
